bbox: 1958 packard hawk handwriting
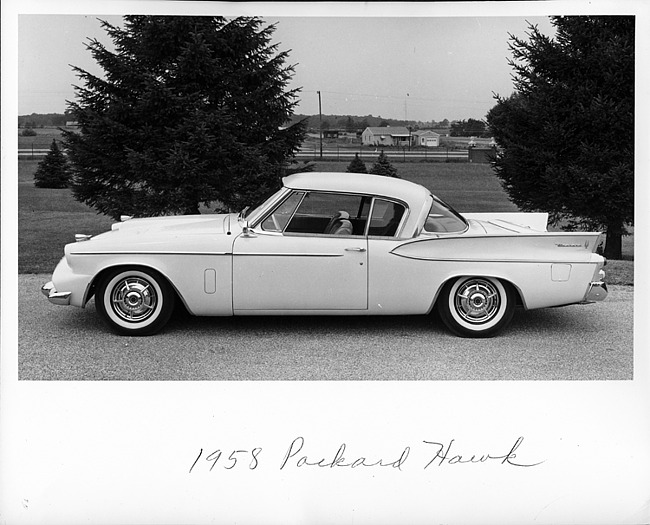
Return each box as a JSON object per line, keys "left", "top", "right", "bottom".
{"left": 42, "top": 172, "right": 607, "bottom": 337}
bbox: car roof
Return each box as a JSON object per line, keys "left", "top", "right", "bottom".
{"left": 282, "top": 172, "right": 431, "bottom": 205}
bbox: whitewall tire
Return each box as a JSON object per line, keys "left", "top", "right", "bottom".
{"left": 437, "top": 276, "right": 515, "bottom": 338}
{"left": 95, "top": 267, "right": 175, "bottom": 336}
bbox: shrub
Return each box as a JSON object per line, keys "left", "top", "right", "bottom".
{"left": 369, "top": 150, "right": 400, "bottom": 178}
{"left": 21, "top": 127, "right": 37, "bottom": 137}
{"left": 346, "top": 153, "right": 367, "bottom": 173}
{"left": 34, "top": 140, "right": 71, "bottom": 188}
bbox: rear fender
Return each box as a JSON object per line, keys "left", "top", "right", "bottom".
{"left": 430, "top": 273, "right": 525, "bottom": 313}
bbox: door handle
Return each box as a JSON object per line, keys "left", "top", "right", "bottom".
{"left": 345, "top": 247, "right": 366, "bottom": 252}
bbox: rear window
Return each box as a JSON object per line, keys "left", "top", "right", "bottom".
{"left": 423, "top": 197, "right": 467, "bottom": 233}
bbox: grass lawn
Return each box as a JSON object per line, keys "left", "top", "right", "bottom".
{"left": 16, "top": 158, "right": 634, "bottom": 285}
{"left": 18, "top": 160, "right": 114, "bottom": 273}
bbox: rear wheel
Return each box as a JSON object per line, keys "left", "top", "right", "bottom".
{"left": 95, "top": 267, "right": 175, "bottom": 336}
{"left": 437, "top": 276, "right": 515, "bottom": 338}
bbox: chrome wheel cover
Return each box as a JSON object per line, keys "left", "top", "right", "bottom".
{"left": 110, "top": 277, "right": 158, "bottom": 323}
{"left": 454, "top": 279, "right": 500, "bottom": 325}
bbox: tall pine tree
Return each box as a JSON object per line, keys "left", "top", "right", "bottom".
{"left": 63, "top": 16, "right": 306, "bottom": 219}
{"left": 486, "top": 16, "right": 633, "bottom": 259}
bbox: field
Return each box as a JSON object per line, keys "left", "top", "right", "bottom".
{"left": 312, "top": 161, "right": 519, "bottom": 213}
{"left": 18, "top": 127, "right": 66, "bottom": 152}
{"left": 16, "top": 158, "right": 634, "bottom": 284}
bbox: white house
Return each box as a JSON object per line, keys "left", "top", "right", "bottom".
{"left": 361, "top": 126, "right": 411, "bottom": 147}
{"left": 411, "top": 130, "right": 440, "bottom": 148}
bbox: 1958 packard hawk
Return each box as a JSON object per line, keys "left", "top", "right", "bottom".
{"left": 42, "top": 172, "right": 607, "bottom": 338}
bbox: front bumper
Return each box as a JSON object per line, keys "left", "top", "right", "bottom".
{"left": 41, "top": 281, "right": 72, "bottom": 306}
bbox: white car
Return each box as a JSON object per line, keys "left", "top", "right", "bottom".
{"left": 42, "top": 172, "right": 607, "bottom": 337}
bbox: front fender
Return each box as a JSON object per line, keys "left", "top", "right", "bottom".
{"left": 57, "top": 247, "right": 234, "bottom": 316}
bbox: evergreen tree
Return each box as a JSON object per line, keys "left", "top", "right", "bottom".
{"left": 346, "top": 153, "right": 367, "bottom": 173}
{"left": 450, "top": 118, "right": 488, "bottom": 137}
{"left": 486, "top": 16, "right": 633, "bottom": 259}
{"left": 369, "top": 151, "right": 399, "bottom": 178}
{"left": 34, "top": 140, "right": 70, "bottom": 188}
{"left": 63, "top": 16, "right": 305, "bottom": 219}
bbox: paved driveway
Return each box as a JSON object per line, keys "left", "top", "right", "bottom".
{"left": 16, "top": 274, "right": 634, "bottom": 381}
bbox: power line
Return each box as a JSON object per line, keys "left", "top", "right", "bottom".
{"left": 304, "top": 89, "right": 496, "bottom": 106}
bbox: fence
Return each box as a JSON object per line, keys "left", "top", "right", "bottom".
{"left": 296, "top": 145, "right": 471, "bottom": 163}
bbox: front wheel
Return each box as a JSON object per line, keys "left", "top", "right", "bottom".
{"left": 95, "top": 267, "right": 175, "bottom": 336}
{"left": 437, "top": 277, "right": 515, "bottom": 338}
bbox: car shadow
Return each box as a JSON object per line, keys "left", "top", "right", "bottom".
{"left": 165, "top": 309, "right": 448, "bottom": 337}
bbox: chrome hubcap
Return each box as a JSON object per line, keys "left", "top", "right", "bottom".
{"left": 110, "top": 277, "right": 157, "bottom": 322}
{"left": 454, "top": 279, "right": 500, "bottom": 324}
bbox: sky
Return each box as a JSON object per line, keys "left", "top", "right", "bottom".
{"left": 17, "top": 10, "right": 555, "bottom": 123}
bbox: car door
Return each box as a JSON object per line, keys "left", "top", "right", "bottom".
{"left": 232, "top": 191, "right": 369, "bottom": 312}
{"left": 365, "top": 198, "right": 427, "bottom": 314}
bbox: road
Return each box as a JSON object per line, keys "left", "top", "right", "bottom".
{"left": 17, "top": 274, "right": 633, "bottom": 381}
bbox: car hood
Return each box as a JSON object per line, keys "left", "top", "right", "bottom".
{"left": 67, "top": 213, "right": 240, "bottom": 255}
{"left": 108, "top": 214, "right": 235, "bottom": 236}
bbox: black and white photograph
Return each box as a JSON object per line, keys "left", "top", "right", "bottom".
{"left": 2, "top": 0, "right": 649, "bottom": 523}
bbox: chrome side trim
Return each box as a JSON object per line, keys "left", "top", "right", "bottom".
{"left": 409, "top": 233, "right": 601, "bottom": 242}
{"left": 234, "top": 252, "right": 344, "bottom": 257}
{"left": 41, "top": 281, "right": 72, "bottom": 306}
{"left": 68, "top": 251, "right": 230, "bottom": 256}
{"left": 389, "top": 253, "right": 599, "bottom": 264}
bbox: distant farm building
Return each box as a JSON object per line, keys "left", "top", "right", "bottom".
{"left": 411, "top": 130, "right": 440, "bottom": 147}
{"left": 361, "top": 126, "right": 411, "bottom": 147}
{"left": 322, "top": 129, "right": 362, "bottom": 140}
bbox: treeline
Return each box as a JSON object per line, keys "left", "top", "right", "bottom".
{"left": 449, "top": 118, "right": 491, "bottom": 138}
{"left": 290, "top": 114, "right": 491, "bottom": 137}
{"left": 20, "top": 112, "right": 488, "bottom": 137}
{"left": 289, "top": 114, "right": 453, "bottom": 133}
{"left": 18, "top": 113, "right": 72, "bottom": 128}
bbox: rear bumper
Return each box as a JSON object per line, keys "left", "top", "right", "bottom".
{"left": 41, "top": 281, "right": 72, "bottom": 306}
{"left": 581, "top": 269, "right": 608, "bottom": 303}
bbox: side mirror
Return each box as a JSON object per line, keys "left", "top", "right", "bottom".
{"left": 241, "top": 222, "right": 256, "bottom": 238}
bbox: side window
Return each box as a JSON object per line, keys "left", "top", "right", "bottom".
{"left": 285, "top": 192, "right": 369, "bottom": 235}
{"left": 368, "top": 199, "right": 406, "bottom": 237}
{"left": 260, "top": 192, "right": 304, "bottom": 232}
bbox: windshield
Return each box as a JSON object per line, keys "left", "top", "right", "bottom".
{"left": 423, "top": 196, "right": 468, "bottom": 233}
{"left": 240, "top": 187, "right": 286, "bottom": 222}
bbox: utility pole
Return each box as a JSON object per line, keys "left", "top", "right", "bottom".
{"left": 317, "top": 90, "right": 323, "bottom": 159}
